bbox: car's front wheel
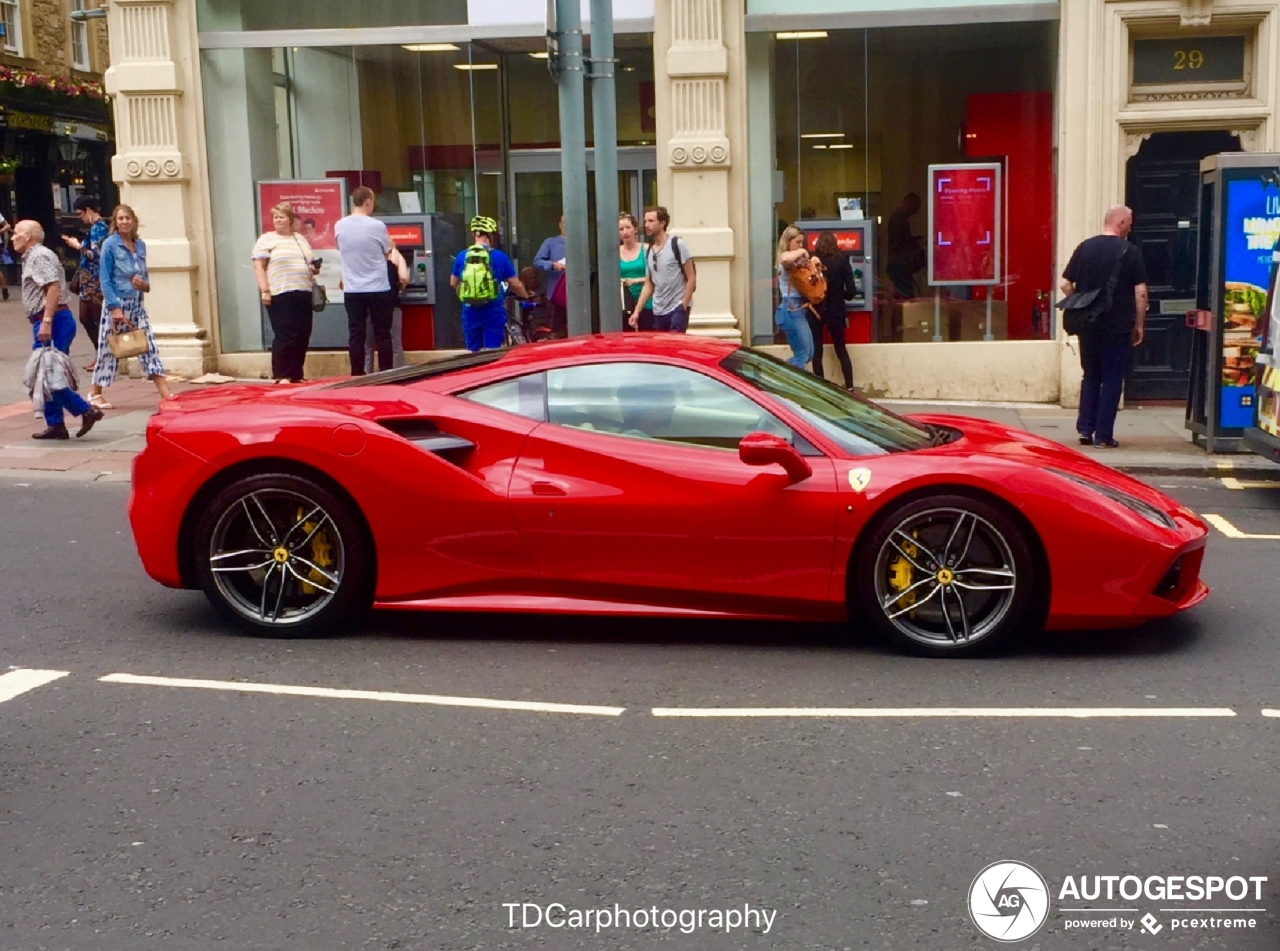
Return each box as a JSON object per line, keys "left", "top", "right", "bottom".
{"left": 193, "top": 472, "right": 372, "bottom": 637}
{"left": 855, "top": 494, "right": 1036, "bottom": 657}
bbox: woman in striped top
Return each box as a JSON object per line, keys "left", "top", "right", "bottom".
{"left": 253, "top": 202, "right": 320, "bottom": 383}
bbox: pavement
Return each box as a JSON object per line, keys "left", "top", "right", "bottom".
{"left": 2, "top": 294, "right": 1275, "bottom": 479}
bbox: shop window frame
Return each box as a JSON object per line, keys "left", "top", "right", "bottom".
{"left": 0, "top": 0, "right": 24, "bottom": 57}
{"left": 70, "top": 0, "right": 92, "bottom": 72}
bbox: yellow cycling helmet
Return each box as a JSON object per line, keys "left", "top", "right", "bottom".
{"left": 469, "top": 215, "right": 498, "bottom": 235}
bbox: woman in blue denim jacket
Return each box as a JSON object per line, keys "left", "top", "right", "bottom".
{"left": 90, "top": 204, "right": 173, "bottom": 406}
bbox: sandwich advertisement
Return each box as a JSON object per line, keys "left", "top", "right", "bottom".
{"left": 1220, "top": 178, "right": 1280, "bottom": 428}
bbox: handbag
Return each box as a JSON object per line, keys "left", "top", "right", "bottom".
{"left": 1058, "top": 243, "right": 1128, "bottom": 335}
{"left": 108, "top": 327, "right": 150, "bottom": 359}
{"left": 292, "top": 235, "right": 327, "bottom": 312}
{"left": 69, "top": 272, "right": 81, "bottom": 295}
{"left": 549, "top": 271, "right": 567, "bottom": 309}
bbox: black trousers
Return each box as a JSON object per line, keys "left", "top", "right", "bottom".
{"left": 268, "top": 290, "right": 314, "bottom": 382}
{"left": 344, "top": 290, "right": 394, "bottom": 375}
{"left": 79, "top": 296, "right": 102, "bottom": 351}
{"left": 806, "top": 310, "right": 854, "bottom": 388}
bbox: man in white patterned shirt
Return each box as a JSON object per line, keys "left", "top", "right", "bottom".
{"left": 13, "top": 220, "right": 103, "bottom": 439}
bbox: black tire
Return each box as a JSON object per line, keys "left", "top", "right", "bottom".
{"left": 854, "top": 494, "right": 1036, "bottom": 658}
{"left": 192, "top": 472, "right": 373, "bottom": 638}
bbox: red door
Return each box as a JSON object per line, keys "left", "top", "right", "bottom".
{"left": 509, "top": 423, "right": 839, "bottom": 614}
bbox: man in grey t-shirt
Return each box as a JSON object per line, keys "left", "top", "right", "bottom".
{"left": 627, "top": 205, "right": 697, "bottom": 333}
{"left": 335, "top": 186, "right": 394, "bottom": 375}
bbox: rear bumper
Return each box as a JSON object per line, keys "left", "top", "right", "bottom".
{"left": 129, "top": 434, "right": 209, "bottom": 589}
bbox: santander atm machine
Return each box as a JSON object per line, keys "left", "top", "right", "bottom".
{"left": 378, "top": 213, "right": 464, "bottom": 351}
{"left": 796, "top": 217, "right": 877, "bottom": 342}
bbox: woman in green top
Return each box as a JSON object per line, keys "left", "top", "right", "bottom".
{"left": 618, "top": 212, "right": 651, "bottom": 331}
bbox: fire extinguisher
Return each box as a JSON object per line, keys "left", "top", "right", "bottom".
{"left": 1032, "top": 290, "right": 1050, "bottom": 338}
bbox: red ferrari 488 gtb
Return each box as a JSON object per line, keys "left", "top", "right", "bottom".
{"left": 129, "top": 335, "right": 1208, "bottom": 657}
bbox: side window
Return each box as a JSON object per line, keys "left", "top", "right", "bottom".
{"left": 545, "top": 362, "right": 796, "bottom": 450}
{"left": 460, "top": 372, "right": 546, "bottom": 421}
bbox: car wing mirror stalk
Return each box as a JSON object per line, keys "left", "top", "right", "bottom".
{"left": 738, "top": 431, "right": 812, "bottom": 483}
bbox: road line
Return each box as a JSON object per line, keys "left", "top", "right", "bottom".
{"left": 1220, "top": 477, "right": 1280, "bottom": 490}
{"left": 1202, "top": 513, "right": 1280, "bottom": 540}
{"left": 1262, "top": 710, "right": 1280, "bottom": 718}
{"left": 0, "top": 668, "right": 70, "bottom": 704}
{"left": 100, "top": 673, "right": 625, "bottom": 716}
{"left": 651, "top": 707, "right": 1237, "bottom": 718}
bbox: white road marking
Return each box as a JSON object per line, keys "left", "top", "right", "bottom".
{"left": 100, "top": 673, "right": 625, "bottom": 716}
{"left": 651, "top": 707, "right": 1237, "bottom": 718}
{"left": 1202, "top": 513, "right": 1280, "bottom": 540}
{"left": 1262, "top": 710, "right": 1280, "bottom": 718}
{"left": 0, "top": 668, "right": 70, "bottom": 704}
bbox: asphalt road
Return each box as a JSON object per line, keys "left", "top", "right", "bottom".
{"left": 3, "top": 474, "right": 1280, "bottom": 950}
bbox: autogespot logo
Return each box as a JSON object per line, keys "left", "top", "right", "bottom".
{"left": 969, "top": 861, "right": 1051, "bottom": 942}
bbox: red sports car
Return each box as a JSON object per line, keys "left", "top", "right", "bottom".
{"left": 129, "top": 335, "right": 1208, "bottom": 657}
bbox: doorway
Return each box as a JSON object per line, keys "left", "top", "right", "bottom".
{"left": 1124, "top": 130, "right": 1240, "bottom": 400}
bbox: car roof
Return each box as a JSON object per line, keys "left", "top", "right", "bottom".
{"left": 321, "top": 333, "right": 745, "bottom": 393}
{"left": 494, "top": 333, "right": 740, "bottom": 370}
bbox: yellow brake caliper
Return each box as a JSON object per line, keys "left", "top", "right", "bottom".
{"left": 888, "top": 538, "right": 918, "bottom": 614}
{"left": 296, "top": 507, "right": 334, "bottom": 595}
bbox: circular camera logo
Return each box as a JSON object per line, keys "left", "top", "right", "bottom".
{"left": 968, "top": 861, "right": 1050, "bottom": 942}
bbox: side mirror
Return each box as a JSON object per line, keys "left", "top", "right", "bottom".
{"left": 738, "top": 431, "right": 812, "bottom": 482}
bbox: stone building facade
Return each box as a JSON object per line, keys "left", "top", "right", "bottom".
{"left": 1, "top": 0, "right": 115, "bottom": 236}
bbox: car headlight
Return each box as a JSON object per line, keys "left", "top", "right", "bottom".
{"left": 1048, "top": 468, "right": 1176, "bottom": 529}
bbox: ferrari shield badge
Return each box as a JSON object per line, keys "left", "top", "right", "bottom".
{"left": 847, "top": 467, "right": 872, "bottom": 493}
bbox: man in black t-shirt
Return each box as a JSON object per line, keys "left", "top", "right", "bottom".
{"left": 1060, "top": 205, "right": 1149, "bottom": 448}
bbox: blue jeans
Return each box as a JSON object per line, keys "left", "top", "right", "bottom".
{"left": 654, "top": 305, "right": 689, "bottom": 333}
{"left": 30, "top": 308, "right": 92, "bottom": 426}
{"left": 775, "top": 304, "right": 813, "bottom": 369}
{"left": 1077, "top": 330, "right": 1132, "bottom": 443}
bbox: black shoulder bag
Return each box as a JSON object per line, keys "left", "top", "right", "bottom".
{"left": 1058, "top": 243, "right": 1128, "bottom": 336}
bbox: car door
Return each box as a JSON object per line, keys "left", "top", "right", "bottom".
{"left": 500, "top": 361, "right": 839, "bottom": 612}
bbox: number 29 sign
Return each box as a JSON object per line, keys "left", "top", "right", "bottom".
{"left": 927, "top": 163, "right": 1003, "bottom": 286}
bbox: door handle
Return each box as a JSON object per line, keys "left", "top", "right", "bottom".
{"left": 531, "top": 481, "right": 567, "bottom": 497}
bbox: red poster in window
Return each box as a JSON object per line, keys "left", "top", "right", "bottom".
{"left": 257, "top": 179, "right": 347, "bottom": 250}
{"left": 928, "top": 163, "right": 1002, "bottom": 285}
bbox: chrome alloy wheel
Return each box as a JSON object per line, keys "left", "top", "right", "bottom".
{"left": 207, "top": 488, "right": 346, "bottom": 627}
{"left": 871, "top": 506, "right": 1018, "bottom": 648}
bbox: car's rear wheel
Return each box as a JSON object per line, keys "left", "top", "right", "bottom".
{"left": 193, "top": 472, "right": 372, "bottom": 637}
{"left": 855, "top": 494, "right": 1035, "bottom": 658}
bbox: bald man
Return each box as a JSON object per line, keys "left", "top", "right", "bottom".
{"left": 1060, "top": 205, "right": 1149, "bottom": 449}
{"left": 13, "top": 220, "right": 103, "bottom": 439}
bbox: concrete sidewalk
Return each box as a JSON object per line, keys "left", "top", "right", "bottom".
{"left": 2, "top": 295, "right": 1275, "bottom": 479}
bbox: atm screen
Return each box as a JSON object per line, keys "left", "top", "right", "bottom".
{"left": 805, "top": 230, "right": 863, "bottom": 254}
{"left": 387, "top": 223, "right": 425, "bottom": 248}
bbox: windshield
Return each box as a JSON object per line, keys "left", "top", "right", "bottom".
{"left": 721, "top": 349, "right": 936, "bottom": 455}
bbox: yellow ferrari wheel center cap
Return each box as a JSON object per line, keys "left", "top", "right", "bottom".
{"left": 936, "top": 568, "right": 954, "bottom": 585}
{"left": 273, "top": 547, "right": 290, "bottom": 564}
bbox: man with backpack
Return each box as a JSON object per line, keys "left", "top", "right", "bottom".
{"left": 450, "top": 215, "right": 528, "bottom": 352}
{"left": 627, "top": 206, "right": 696, "bottom": 333}
{"left": 1059, "top": 205, "right": 1149, "bottom": 448}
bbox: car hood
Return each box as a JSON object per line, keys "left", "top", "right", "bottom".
{"left": 909, "top": 412, "right": 1184, "bottom": 510}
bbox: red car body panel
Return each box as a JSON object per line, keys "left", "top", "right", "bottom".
{"left": 128, "top": 335, "right": 1208, "bottom": 629}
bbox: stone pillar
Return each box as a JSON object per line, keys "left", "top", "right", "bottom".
{"left": 654, "top": 0, "right": 749, "bottom": 340}
{"left": 103, "top": 0, "right": 213, "bottom": 378}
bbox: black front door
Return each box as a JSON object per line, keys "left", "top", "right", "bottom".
{"left": 1124, "top": 131, "right": 1240, "bottom": 400}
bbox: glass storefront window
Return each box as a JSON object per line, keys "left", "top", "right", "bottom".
{"left": 770, "top": 21, "right": 1057, "bottom": 343}
{"left": 201, "top": 33, "right": 657, "bottom": 354}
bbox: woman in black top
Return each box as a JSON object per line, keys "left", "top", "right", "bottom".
{"left": 809, "top": 231, "right": 856, "bottom": 390}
